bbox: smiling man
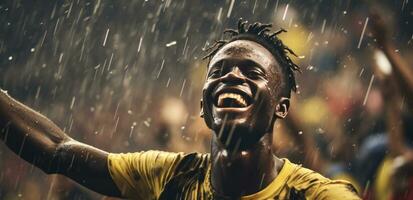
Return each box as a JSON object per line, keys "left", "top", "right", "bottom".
{"left": 0, "top": 20, "right": 360, "bottom": 199}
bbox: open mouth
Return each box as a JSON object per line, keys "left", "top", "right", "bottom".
{"left": 214, "top": 91, "right": 252, "bottom": 108}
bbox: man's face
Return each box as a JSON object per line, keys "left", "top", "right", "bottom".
{"left": 201, "top": 40, "right": 286, "bottom": 148}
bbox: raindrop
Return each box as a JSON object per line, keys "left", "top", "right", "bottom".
{"left": 227, "top": 0, "right": 235, "bottom": 18}
{"left": 180, "top": 79, "right": 186, "bottom": 97}
{"left": 144, "top": 118, "right": 151, "bottom": 127}
{"left": 166, "top": 41, "right": 177, "bottom": 47}
{"left": 70, "top": 96, "right": 76, "bottom": 110}
{"left": 282, "top": 4, "right": 289, "bottom": 21}
{"left": 252, "top": 0, "right": 258, "bottom": 14}
{"left": 129, "top": 126, "right": 135, "bottom": 138}
{"left": 362, "top": 75, "right": 375, "bottom": 106}
{"left": 316, "top": 128, "right": 325, "bottom": 134}
{"left": 138, "top": 36, "right": 143, "bottom": 53}
{"left": 359, "top": 68, "right": 365, "bottom": 77}
{"left": 103, "top": 28, "right": 110, "bottom": 46}
{"left": 321, "top": 19, "right": 326, "bottom": 34}
{"left": 357, "top": 17, "right": 369, "bottom": 49}
{"left": 166, "top": 77, "right": 171, "bottom": 87}
{"left": 217, "top": 7, "right": 223, "bottom": 21}
{"left": 156, "top": 60, "right": 165, "bottom": 79}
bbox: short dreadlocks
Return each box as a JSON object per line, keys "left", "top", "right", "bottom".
{"left": 203, "top": 19, "right": 301, "bottom": 97}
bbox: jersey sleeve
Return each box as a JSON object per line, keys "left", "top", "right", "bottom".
{"left": 307, "top": 179, "right": 361, "bottom": 200}
{"left": 288, "top": 166, "right": 361, "bottom": 200}
{"left": 107, "top": 150, "right": 184, "bottom": 200}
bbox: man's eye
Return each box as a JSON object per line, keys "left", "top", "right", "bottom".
{"left": 247, "top": 70, "right": 265, "bottom": 79}
{"left": 208, "top": 69, "right": 221, "bottom": 78}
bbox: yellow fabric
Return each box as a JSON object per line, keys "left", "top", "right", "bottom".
{"left": 108, "top": 151, "right": 185, "bottom": 199}
{"left": 241, "top": 159, "right": 360, "bottom": 200}
{"left": 108, "top": 151, "right": 360, "bottom": 200}
{"left": 331, "top": 173, "right": 361, "bottom": 194}
{"left": 374, "top": 156, "right": 393, "bottom": 200}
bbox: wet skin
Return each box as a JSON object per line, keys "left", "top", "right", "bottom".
{"left": 201, "top": 40, "right": 290, "bottom": 197}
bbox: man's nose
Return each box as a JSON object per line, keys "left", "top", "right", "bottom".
{"left": 221, "top": 66, "right": 246, "bottom": 84}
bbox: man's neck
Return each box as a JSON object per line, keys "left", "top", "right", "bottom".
{"left": 210, "top": 134, "right": 284, "bottom": 198}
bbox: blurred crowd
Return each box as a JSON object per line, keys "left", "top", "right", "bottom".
{"left": 0, "top": 0, "right": 412, "bottom": 199}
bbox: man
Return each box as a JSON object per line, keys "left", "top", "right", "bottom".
{"left": 0, "top": 20, "right": 360, "bottom": 199}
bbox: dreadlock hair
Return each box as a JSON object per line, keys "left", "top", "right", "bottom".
{"left": 203, "top": 19, "right": 301, "bottom": 98}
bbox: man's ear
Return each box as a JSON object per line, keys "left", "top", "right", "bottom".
{"left": 275, "top": 97, "right": 290, "bottom": 119}
{"left": 200, "top": 99, "right": 204, "bottom": 118}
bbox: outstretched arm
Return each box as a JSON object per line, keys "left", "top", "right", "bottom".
{"left": 370, "top": 12, "right": 413, "bottom": 110}
{"left": 381, "top": 77, "right": 408, "bottom": 157}
{"left": 0, "top": 89, "right": 121, "bottom": 197}
{"left": 369, "top": 11, "right": 413, "bottom": 157}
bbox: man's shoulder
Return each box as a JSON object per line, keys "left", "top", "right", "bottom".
{"left": 284, "top": 159, "right": 348, "bottom": 188}
{"left": 284, "top": 159, "right": 329, "bottom": 186}
{"left": 284, "top": 159, "right": 360, "bottom": 199}
{"left": 126, "top": 150, "right": 210, "bottom": 174}
{"left": 108, "top": 150, "right": 211, "bottom": 199}
{"left": 172, "top": 151, "right": 210, "bottom": 174}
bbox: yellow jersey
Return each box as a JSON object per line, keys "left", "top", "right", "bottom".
{"left": 108, "top": 150, "right": 360, "bottom": 200}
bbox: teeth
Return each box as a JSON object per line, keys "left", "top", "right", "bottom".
{"left": 217, "top": 93, "right": 247, "bottom": 107}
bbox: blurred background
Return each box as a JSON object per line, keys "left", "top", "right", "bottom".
{"left": 0, "top": 0, "right": 412, "bottom": 199}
